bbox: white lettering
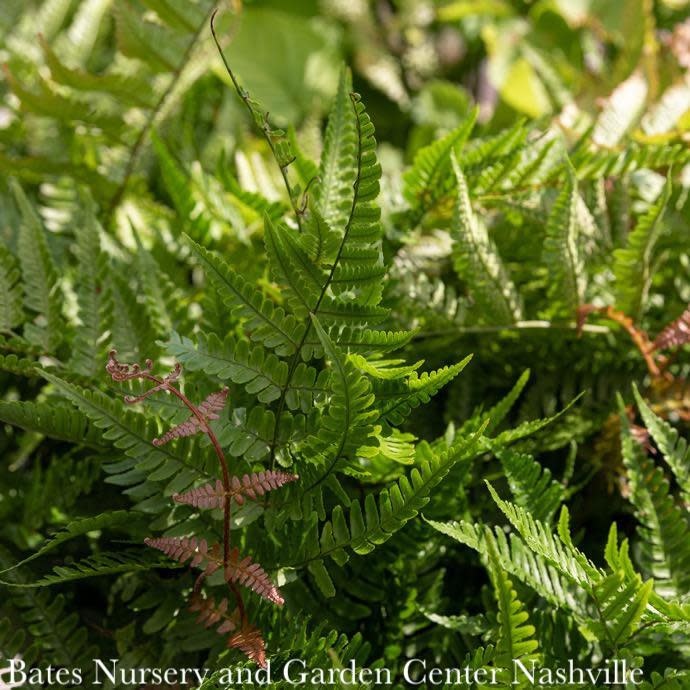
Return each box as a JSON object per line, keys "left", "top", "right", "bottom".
{"left": 512, "top": 659, "right": 535, "bottom": 684}
{"left": 93, "top": 659, "right": 118, "bottom": 685}
{"left": 403, "top": 658, "right": 426, "bottom": 686}
{"left": 283, "top": 658, "right": 307, "bottom": 684}
{"left": 8, "top": 658, "right": 26, "bottom": 685}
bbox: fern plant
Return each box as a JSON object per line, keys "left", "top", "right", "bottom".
{"left": 2, "top": 2, "right": 690, "bottom": 685}
{"left": 427, "top": 388, "right": 690, "bottom": 687}
{"left": 0, "top": 12, "right": 487, "bottom": 672}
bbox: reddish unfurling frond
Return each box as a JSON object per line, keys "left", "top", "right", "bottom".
{"left": 144, "top": 536, "right": 219, "bottom": 575}
{"left": 224, "top": 547, "right": 284, "bottom": 605}
{"left": 106, "top": 350, "right": 183, "bottom": 403}
{"left": 174, "top": 479, "right": 226, "bottom": 509}
{"left": 229, "top": 470, "right": 299, "bottom": 505}
{"left": 106, "top": 349, "right": 181, "bottom": 386}
{"left": 188, "top": 592, "right": 265, "bottom": 666}
{"left": 106, "top": 349, "right": 154, "bottom": 382}
{"left": 110, "top": 350, "right": 272, "bottom": 666}
{"left": 153, "top": 388, "right": 229, "bottom": 446}
{"left": 189, "top": 594, "right": 239, "bottom": 635}
{"left": 173, "top": 471, "right": 299, "bottom": 509}
{"left": 653, "top": 305, "right": 690, "bottom": 352}
{"left": 197, "top": 388, "right": 231, "bottom": 418}
{"left": 228, "top": 624, "right": 267, "bottom": 668}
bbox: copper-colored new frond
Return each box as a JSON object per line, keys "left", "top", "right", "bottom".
{"left": 153, "top": 388, "right": 229, "bottom": 446}
{"left": 174, "top": 479, "right": 226, "bottom": 509}
{"left": 173, "top": 471, "right": 299, "bottom": 509}
{"left": 189, "top": 594, "right": 239, "bottom": 635}
{"left": 198, "top": 387, "right": 230, "bottom": 418}
{"left": 228, "top": 623, "right": 267, "bottom": 669}
{"left": 144, "top": 536, "right": 219, "bottom": 575}
{"left": 106, "top": 350, "right": 181, "bottom": 385}
{"left": 653, "top": 305, "right": 690, "bottom": 352}
{"left": 229, "top": 470, "right": 299, "bottom": 505}
{"left": 224, "top": 547, "right": 284, "bottom": 606}
{"left": 106, "top": 349, "right": 153, "bottom": 382}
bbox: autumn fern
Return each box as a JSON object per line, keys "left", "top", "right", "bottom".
{"left": 653, "top": 304, "right": 690, "bottom": 352}
{"left": 173, "top": 472, "right": 299, "bottom": 509}
{"left": 450, "top": 152, "right": 522, "bottom": 325}
{"left": 106, "top": 350, "right": 293, "bottom": 666}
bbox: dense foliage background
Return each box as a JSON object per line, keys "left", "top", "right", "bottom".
{"left": 2, "top": 0, "right": 690, "bottom": 687}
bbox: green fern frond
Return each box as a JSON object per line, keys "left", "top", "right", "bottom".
{"left": 450, "top": 153, "right": 522, "bottom": 324}
{"left": 0, "top": 511, "right": 137, "bottom": 575}
{"left": 4, "top": 68, "right": 124, "bottom": 134}
{"left": 133, "top": 232, "right": 187, "bottom": 336}
{"left": 264, "top": 216, "right": 323, "bottom": 316}
{"left": 40, "top": 35, "right": 156, "bottom": 108}
{"left": 592, "top": 72, "right": 647, "bottom": 148}
{"left": 349, "top": 355, "right": 423, "bottom": 381}
{"left": 54, "top": 0, "right": 112, "bottom": 65}
{"left": 300, "top": 207, "right": 341, "bottom": 266}
{"left": 308, "top": 427, "right": 485, "bottom": 567}
{"left": 427, "top": 519, "right": 582, "bottom": 613}
{"left": 164, "top": 331, "right": 328, "bottom": 410}
{"left": 10, "top": 550, "right": 175, "bottom": 587}
{"left": 633, "top": 385, "right": 690, "bottom": 499}
{"left": 639, "top": 669, "right": 690, "bottom": 689}
{"left": 485, "top": 529, "right": 541, "bottom": 685}
{"left": 497, "top": 449, "right": 565, "bottom": 523}
{"left": 488, "top": 393, "right": 582, "bottom": 448}
{"left": 315, "top": 66, "right": 357, "bottom": 234}
{"left": 583, "top": 571, "right": 653, "bottom": 650}
{"left": 0, "top": 353, "right": 38, "bottom": 377}
{"left": 305, "top": 316, "right": 377, "bottom": 478}
{"left": 1, "top": 580, "right": 96, "bottom": 668}
{"left": 39, "top": 372, "right": 215, "bottom": 500}
{"left": 140, "top": 0, "right": 205, "bottom": 33}
{"left": 315, "top": 298, "right": 388, "bottom": 328}
{"left": 326, "top": 93, "right": 385, "bottom": 307}
{"left": 573, "top": 141, "right": 690, "bottom": 180}
{"left": 459, "top": 120, "right": 527, "bottom": 188}
{"left": 12, "top": 182, "right": 63, "bottom": 352}
{"left": 541, "top": 166, "right": 585, "bottom": 318}
{"left": 619, "top": 396, "right": 690, "bottom": 596}
{"left": 0, "top": 241, "right": 24, "bottom": 333}
{"left": 185, "top": 235, "right": 303, "bottom": 357}
{"left": 68, "top": 196, "right": 111, "bottom": 377}
{"left": 487, "top": 483, "right": 599, "bottom": 587}
{"left": 216, "top": 405, "right": 306, "bottom": 464}
{"left": 0, "top": 399, "right": 103, "bottom": 446}
{"left": 114, "top": 2, "right": 188, "bottom": 73}
{"left": 482, "top": 369, "right": 530, "bottom": 435}
{"left": 403, "top": 110, "right": 476, "bottom": 217}
{"left": 109, "top": 270, "right": 158, "bottom": 360}
{"left": 374, "top": 355, "right": 472, "bottom": 426}
{"left": 0, "top": 548, "right": 97, "bottom": 669}
{"left": 152, "top": 133, "right": 212, "bottom": 243}
{"left": 219, "top": 167, "right": 286, "bottom": 224}
{"left": 613, "top": 178, "right": 671, "bottom": 319}
{"left": 301, "top": 326, "right": 415, "bottom": 357}
{"left": 500, "top": 132, "right": 562, "bottom": 191}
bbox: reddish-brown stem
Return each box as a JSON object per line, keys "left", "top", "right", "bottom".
{"left": 577, "top": 305, "right": 669, "bottom": 380}
{"left": 109, "top": 352, "right": 247, "bottom": 626}
{"left": 148, "top": 377, "right": 245, "bottom": 622}
{"left": 159, "top": 381, "right": 232, "bottom": 557}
